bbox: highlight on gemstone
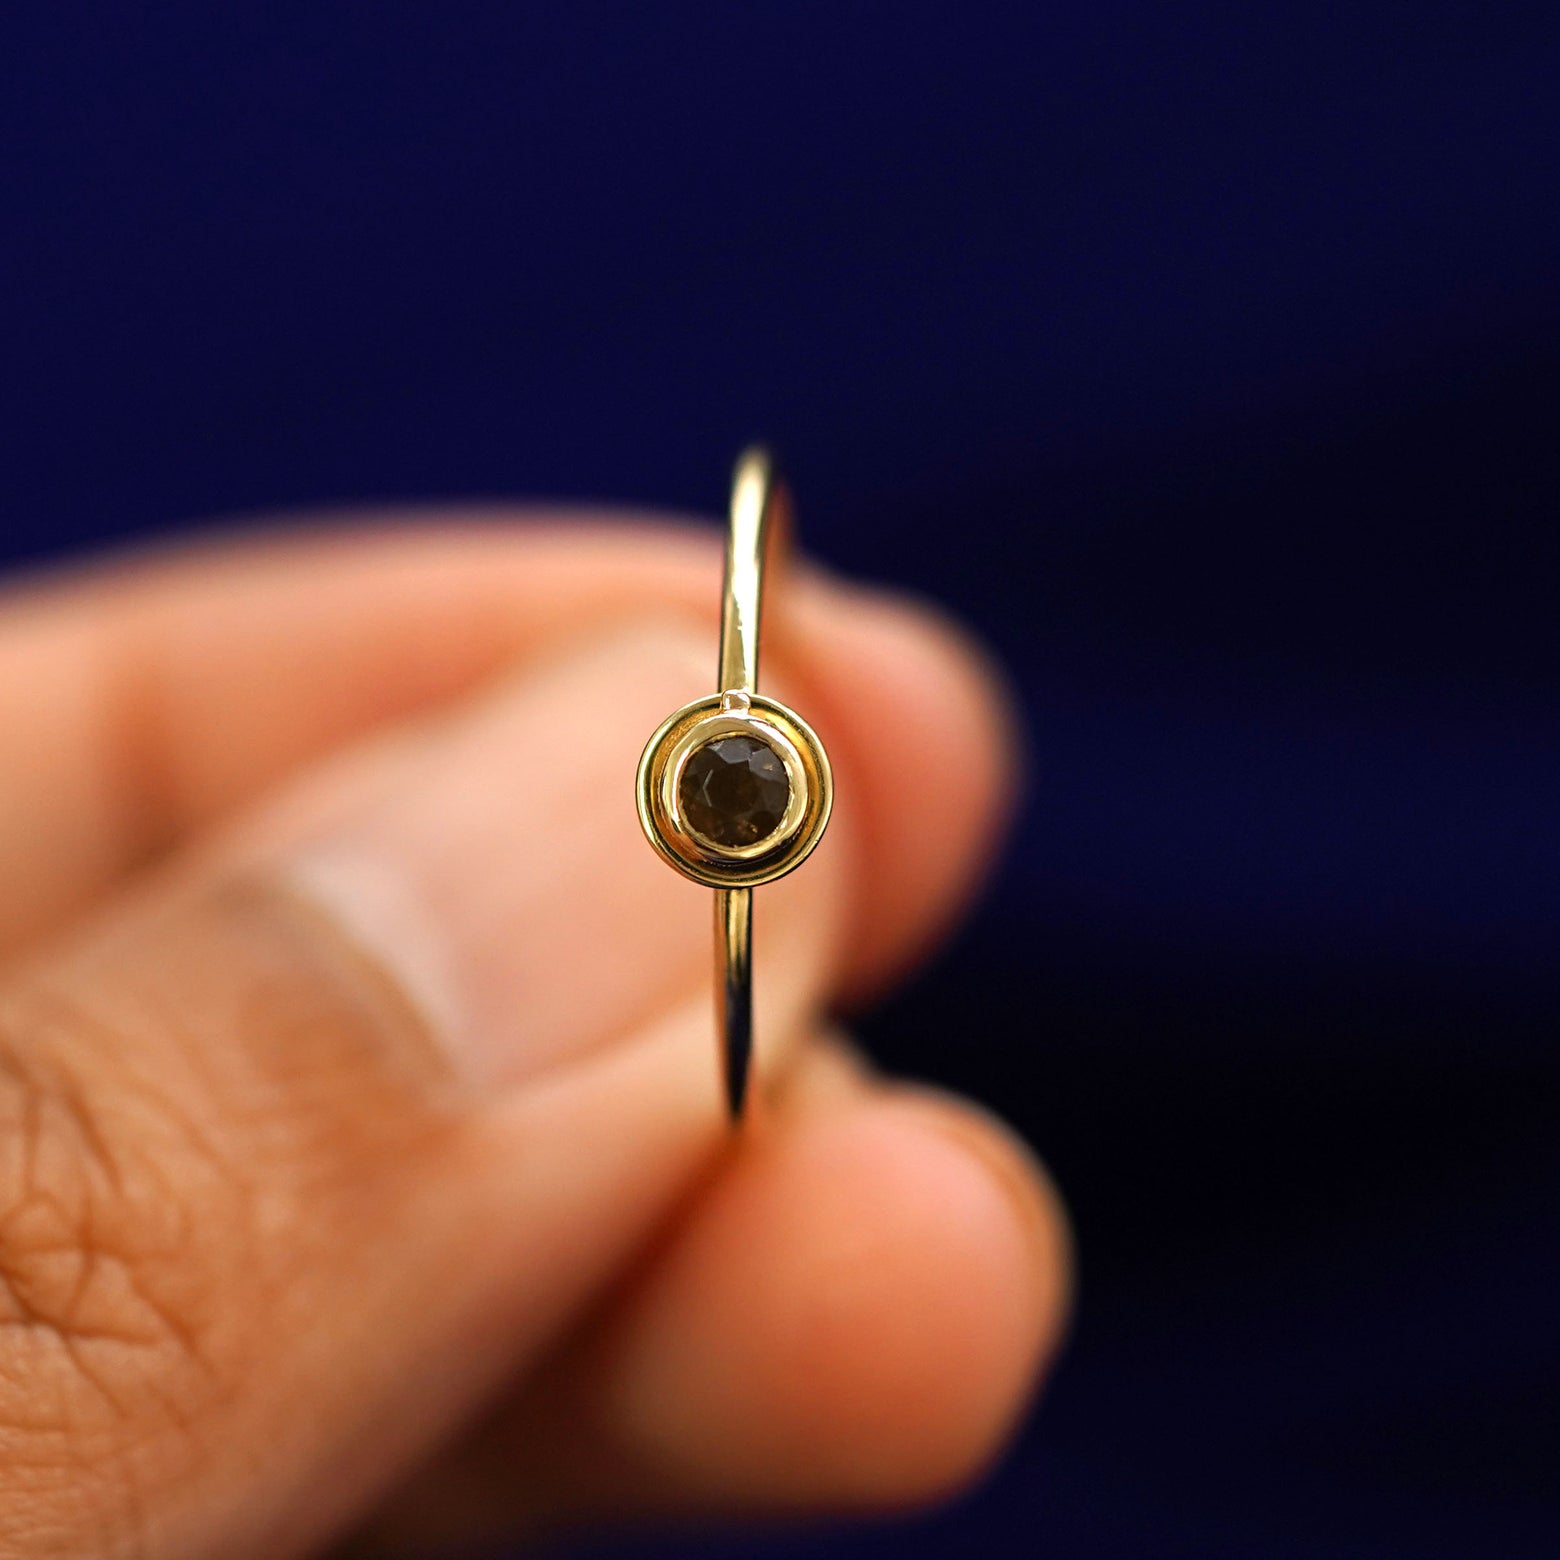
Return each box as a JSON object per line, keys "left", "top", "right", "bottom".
{"left": 678, "top": 733, "right": 791, "bottom": 849}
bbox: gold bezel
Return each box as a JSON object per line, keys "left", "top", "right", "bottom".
{"left": 636, "top": 693, "right": 833, "bottom": 889}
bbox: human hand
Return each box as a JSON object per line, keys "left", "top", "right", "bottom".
{"left": 0, "top": 518, "right": 1070, "bottom": 1558}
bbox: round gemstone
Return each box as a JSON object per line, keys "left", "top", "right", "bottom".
{"left": 679, "top": 734, "right": 791, "bottom": 849}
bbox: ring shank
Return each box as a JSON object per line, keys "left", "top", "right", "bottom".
{"left": 718, "top": 448, "right": 790, "bottom": 697}
{"left": 716, "top": 886, "right": 752, "bottom": 1119}
{"left": 716, "top": 448, "right": 789, "bottom": 1116}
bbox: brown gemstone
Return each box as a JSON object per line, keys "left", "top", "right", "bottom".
{"left": 679, "top": 734, "right": 790, "bottom": 849}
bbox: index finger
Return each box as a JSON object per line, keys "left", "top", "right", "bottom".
{"left": 0, "top": 515, "right": 1015, "bottom": 992}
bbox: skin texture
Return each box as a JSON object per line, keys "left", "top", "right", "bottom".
{"left": 0, "top": 516, "right": 1071, "bottom": 1559}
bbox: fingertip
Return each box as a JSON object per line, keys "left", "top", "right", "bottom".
{"left": 594, "top": 1069, "right": 1069, "bottom": 1512}
{"left": 877, "top": 1081, "right": 1076, "bottom": 1375}
{"left": 785, "top": 574, "right": 1023, "bottom": 999}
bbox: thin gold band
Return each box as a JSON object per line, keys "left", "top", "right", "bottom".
{"left": 715, "top": 879, "right": 753, "bottom": 1118}
{"left": 715, "top": 449, "right": 787, "bottom": 1116}
{"left": 719, "top": 449, "right": 789, "bottom": 695}
{"left": 635, "top": 449, "right": 832, "bottom": 1121}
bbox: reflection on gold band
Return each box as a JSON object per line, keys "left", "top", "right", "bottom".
{"left": 719, "top": 450, "right": 790, "bottom": 696}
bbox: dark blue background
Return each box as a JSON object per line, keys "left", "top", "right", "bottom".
{"left": 4, "top": 5, "right": 1557, "bottom": 1556}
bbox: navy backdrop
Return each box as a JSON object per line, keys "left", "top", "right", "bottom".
{"left": 3, "top": 5, "right": 1557, "bottom": 1557}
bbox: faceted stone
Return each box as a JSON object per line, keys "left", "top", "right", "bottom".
{"left": 679, "top": 734, "right": 790, "bottom": 849}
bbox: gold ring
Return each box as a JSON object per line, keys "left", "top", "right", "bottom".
{"left": 636, "top": 448, "right": 834, "bottom": 1120}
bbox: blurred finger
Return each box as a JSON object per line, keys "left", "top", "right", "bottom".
{"left": 0, "top": 588, "right": 1017, "bottom": 1557}
{"left": 0, "top": 520, "right": 1013, "bottom": 989}
{"left": 350, "top": 1037, "right": 1071, "bottom": 1553}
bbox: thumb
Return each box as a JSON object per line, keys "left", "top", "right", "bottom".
{"left": 0, "top": 620, "right": 821, "bottom": 1558}
{"left": 0, "top": 610, "right": 995, "bottom": 1560}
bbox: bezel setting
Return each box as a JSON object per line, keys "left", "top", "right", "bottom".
{"left": 637, "top": 692, "right": 832, "bottom": 889}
